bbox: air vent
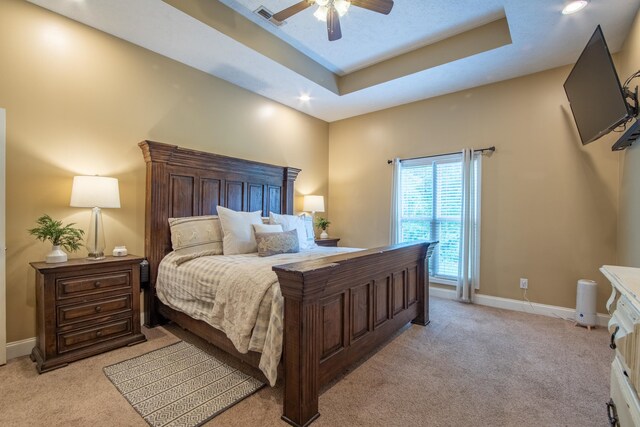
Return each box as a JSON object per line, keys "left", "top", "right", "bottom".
{"left": 254, "top": 6, "right": 284, "bottom": 26}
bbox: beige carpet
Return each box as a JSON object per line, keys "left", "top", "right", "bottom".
{"left": 0, "top": 297, "right": 612, "bottom": 426}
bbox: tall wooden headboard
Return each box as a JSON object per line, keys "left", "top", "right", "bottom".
{"left": 139, "top": 140, "right": 300, "bottom": 325}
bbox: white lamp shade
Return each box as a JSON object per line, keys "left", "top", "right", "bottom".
{"left": 314, "top": 5, "right": 328, "bottom": 21}
{"left": 334, "top": 0, "right": 351, "bottom": 16}
{"left": 303, "top": 195, "right": 325, "bottom": 212}
{"left": 70, "top": 176, "right": 121, "bottom": 208}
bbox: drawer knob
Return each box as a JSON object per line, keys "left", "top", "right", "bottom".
{"left": 95, "top": 306, "right": 102, "bottom": 313}
{"left": 94, "top": 281, "right": 101, "bottom": 288}
{"left": 96, "top": 331, "right": 102, "bottom": 337}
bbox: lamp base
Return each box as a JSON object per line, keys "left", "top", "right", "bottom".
{"left": 85, "top": 207, "right": 107, "bottom": 261}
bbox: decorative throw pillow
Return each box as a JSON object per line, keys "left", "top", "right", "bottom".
{"left": 253, "top": 223, "right": 283, "bottom": 234}
{"left": 168, "top": 215, "right": 223, "bottom": 256}
{"left": 269, "top": 212, "right": 310, "bottom": 250}
{"left": 217, "top": 206, "right": 263, "bottom": 255}
{"left": 255, "top": 229, "right": 300, "bottom": 257}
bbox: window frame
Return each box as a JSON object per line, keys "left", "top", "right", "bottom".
{"left": 399, "top": 153, "right": 464, "bottom": 286}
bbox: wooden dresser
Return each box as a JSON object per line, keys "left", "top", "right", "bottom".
{"left": 30, "top": 255, "right": 146, "bottom": 373}
{"left": 601, "top": 265, "right": 640, "bottom": 426}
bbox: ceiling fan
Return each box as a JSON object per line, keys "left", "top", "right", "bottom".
{"left": 272, "top": 0, "right": 394, "bottom": 42}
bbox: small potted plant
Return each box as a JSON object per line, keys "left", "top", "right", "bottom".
{"left": 28, "top": 214, "right": 85, "bottom": 263}
{"left": 314, "top": 216, "right": 331, "bottom": 239}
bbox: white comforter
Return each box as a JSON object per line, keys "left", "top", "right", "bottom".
{"left": 156, "top": 247, "right": 358, "bottom": 386}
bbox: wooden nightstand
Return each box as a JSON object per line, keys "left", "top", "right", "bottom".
{"left": 315, "top": 237, "right": 340, "bottom": 247}
{"left": 30, "top": 255, "right": 146, "bottom": 373}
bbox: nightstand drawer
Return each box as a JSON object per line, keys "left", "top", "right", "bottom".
{"left": 57, "top": 295, "right": 132, "bottom": 327}
{"left": 57, "top": 318, "right": 132, "bottom": 354}
{"left": 56, "top": 271, "right": 131, "bottom": 300}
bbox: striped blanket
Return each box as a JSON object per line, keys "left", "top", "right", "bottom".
{"left": 156, "top": 247, "right": 358, "bottom": 386}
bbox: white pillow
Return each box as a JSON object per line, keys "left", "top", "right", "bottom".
{"left": 168, "top": 215, "right": 223, "bottom": 256}
{"left": 269, "top": 212, "right": 314, "bottom": 250}
{"left": 217, "top": 206, "right": 263, "bottom": 255}
{"left": 253, "top": 223, "right": 283, "bottom": 234}
{"left": 301, "top": 215, "right": 317, "bottom": 249}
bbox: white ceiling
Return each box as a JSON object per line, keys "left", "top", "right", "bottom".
{"left": 27, "top": 0, "right": 640, "bottom": 122}
{"left": 220, "top": 0, "right": 507, "bottom": 75}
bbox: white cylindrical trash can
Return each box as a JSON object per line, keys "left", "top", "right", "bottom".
{"left": 575, "top": 279, "right": 597, "bottom": 327}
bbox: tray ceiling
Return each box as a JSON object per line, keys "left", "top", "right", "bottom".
{"left": 26, "top": 0, "right": 640, "bottom": 122}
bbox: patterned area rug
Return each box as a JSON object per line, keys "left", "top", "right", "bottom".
{"left": 104, "top": 341, "right": 264, "bottom": 427}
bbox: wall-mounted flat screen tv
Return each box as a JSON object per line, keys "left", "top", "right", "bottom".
{"left": 564, "top": 25, "right": 633, "bottom": 145}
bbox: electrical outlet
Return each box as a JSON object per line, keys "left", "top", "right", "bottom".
{"left": 520, "top": 278, "right": 528, "bottom": 289}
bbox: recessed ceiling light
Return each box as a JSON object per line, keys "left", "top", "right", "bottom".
{"left": 299, "top": 94, "right": 311, "bottom": 102}
{"left": 562, "top": 1, "right": 588, "bottom": 15}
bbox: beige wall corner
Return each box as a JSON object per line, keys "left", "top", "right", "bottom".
{"left": 0, "top": 0, "right": 329, "bottom": 342}
{"left": 617, "top": 9, "right": 640, "bottom": 268}
{"left": 328, "top": 65, "right": 619, "bottom": 312}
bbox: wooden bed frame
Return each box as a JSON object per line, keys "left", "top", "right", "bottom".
{"left": 140, "top": 140, "right": 435, "bottom": 427}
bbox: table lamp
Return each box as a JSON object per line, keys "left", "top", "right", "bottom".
{"left": 303, "top": 195, "right": 326, "bottom": 237}
{"left": 70, "top": 175, "right": 121, "bottom": 260}
{"left": 303, "top": 195, "right": 325, "bottom": 214}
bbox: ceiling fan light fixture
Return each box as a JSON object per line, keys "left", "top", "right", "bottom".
{"left": 272, "top": 0, "right": 393, "bottom": 41}
{"left": 314, "top": 5, "right": 329, "bottom": 21}
{"left": 562, "top": 0, "right": 588, "bottom": 15}
{"left": 334, "top": 0, "right": 351, "bottom": 17}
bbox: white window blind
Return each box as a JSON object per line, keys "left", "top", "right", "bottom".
{"left": 399, "top": 154, "right": 465, "bottom": 282}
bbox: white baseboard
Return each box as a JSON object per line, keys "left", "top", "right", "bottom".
{"left": 429, "top": 286, "right": 458, "bottom": 300}
{"left": 6, "top": 337, "right": 36, "bottom": 360}
{"left": 429, "top": 287, "right": 610, "bottom": 327}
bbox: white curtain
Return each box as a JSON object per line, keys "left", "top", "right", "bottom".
{"left": 457, "top": 149, "right": 482, "bottom": 302}
{"left": 390, "top": 158, "right": 402, "bottom": 244}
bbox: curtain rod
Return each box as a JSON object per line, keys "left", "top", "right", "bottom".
{"left": 386, "top": 146, "right": 496, "bottom": 164}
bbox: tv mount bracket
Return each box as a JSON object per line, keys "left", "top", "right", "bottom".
{"left": 623, "top": 85, "right": 639, "bottom": 117}
{"left": 612, "top": 74, "right": 640, "bottom": 151}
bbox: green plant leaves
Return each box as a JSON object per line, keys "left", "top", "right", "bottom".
{"left": 28, "top": 214, "right": 85, "bottom": 252}
{"left": 314, "top": 216, "right": 331, "bottom": 231}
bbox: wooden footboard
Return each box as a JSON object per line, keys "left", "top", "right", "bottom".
{"left": 274, "top": 241, "right": 434, "bottom": 427}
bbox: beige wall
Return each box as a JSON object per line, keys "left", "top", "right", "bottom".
{"left": 617, "top": 10, "right": 640, "bottom": 267}
{"left": 328, "top": 66, "right": 620, "bottom": 311}
{"left": 0, "top": 0, "right": 329, "bottom": 342}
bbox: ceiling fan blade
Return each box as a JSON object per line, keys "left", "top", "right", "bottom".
{"left": 350, "top": 0, "right": 394, "bottom": 15}
{"left": 272, "top": 1, "right": 313, "bottom": 22}
{"left": 327, "top": 6, "right": 342, "bottom": 41}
